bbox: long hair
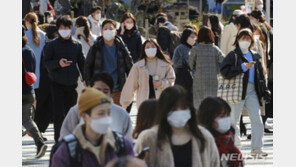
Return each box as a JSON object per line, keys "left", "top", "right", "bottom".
{"left": 76, "top": 16, "right": 91, "bottom": 43}
{"left": 133, "top": 99, "right": 158, "bottom": 139}
{"left": 209, "top": 15, "right": 222, "bottom": 39}
{"left": 155, "top": 85, "right": 206, "bottom": 152}
{"left": 24, "top": 12, "right": 40, "bottom": 47}
{"left": 139, "top": 39, "right": 173, "bottom": 65}
{"left": 197, "top": 97, "right": 232, "bottom": 137}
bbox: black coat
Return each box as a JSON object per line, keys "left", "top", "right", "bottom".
{"left": 220, "top": 47, "right": 270, "bottom": 106}
{"left": 117, "top": 26, "right": 142, "bottom": 62}
{"left": 22, "top": 45, "right": 36, "bottom": 95}
{"left": 44, "top": 36, "right": 85, "bottom": 86}
{"left": 84, "top": 36, "right": 133, "bottom": 90}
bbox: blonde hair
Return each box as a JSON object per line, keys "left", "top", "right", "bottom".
{"left": 24, "top": 12, "right": 40, "bottom": 47}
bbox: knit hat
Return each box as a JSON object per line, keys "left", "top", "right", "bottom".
{"left": 78, "top": 88, "right": 111, "bottom": 116}
{"left": 233, "top": 10, "right": 244, "bottom": 16}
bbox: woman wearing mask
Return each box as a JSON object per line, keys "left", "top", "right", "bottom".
{"left": 120, "top": 39, "right": 175, "bottom": 110}
{"left": 197, "top": 97, "right": 244, "bottom": 167}
{"left": 118, "top": 12, "right": 143, "bottom": 62}
{"left": 24, "top": 12, "right": 46, "bottom": 91}
{"left": 189, "top": 26, "right": 225, "bottom": 109}
{"left": 22, "top": 25, "right": 47, "bottom": 158}
{"left": 208, "top": 15, "right": 222, "bottom": 47}
{"left": 44, "top": 11, "right": 54, "bottom": 24}
{"left": 74, "top": 16, "right": 96, "bottom": 57}
{"left": 172, "top": 28, "right": 197, "bottom": 100}
{"left": 134, "top": 85, "right": 220, "bottom": 167}
{"left": 220, "top": 28, "right": 271, "bottom": 156}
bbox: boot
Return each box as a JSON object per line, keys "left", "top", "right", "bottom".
{"left": 28, "top": 127, "right": 48, "bottom": 158}
{"left": 240, "top": 117, "right": 247, "bottom": 136}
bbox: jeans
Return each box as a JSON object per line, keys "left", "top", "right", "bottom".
{"left": 22, "top": 94, "right": 38, "bottom": 131}
{"left": 229, "top": 82, "right": 264, "bottom": 149}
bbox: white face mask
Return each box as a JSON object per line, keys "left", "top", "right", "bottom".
{"left": 59, "top": 29, "right": 71, "bottom": 38}
{"left": 187, "top": 37, "right": 196, "bottom": 46}
{"left": 167, "top": 109, "right": 191, "bottom": 128}
{"left": 145, "top": 48, "right": 157, "bottom": 58}
{"left": 239, "top": 41, "right": 251, "bottom": 53}
{"left": 256, "top": 4, "right": 264, "bottom": 11}
{"left": 47, "top": 17, "right": 53, "bottom": 23}
{"left": 103, "top": 30, "right": 115, "bottom": 41}
{"left": 216, "top": 117, "right": 232, "bottom": 134}
{"left": 125, "top": 23, "right": 134, "bottom": 30}
{"left": 95, "top": 14, "right": 101, "bottom": 21}
{"left": 90, "top": 116, "right": 112, "bottom": 134}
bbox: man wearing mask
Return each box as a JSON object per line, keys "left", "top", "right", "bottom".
{"left": 59, "top": 72, "right": 133, "bottom": 141}
{"left": 87, "top": 6, "right": 103, "bottom": 37}
{"left": 51, "top": 88, "right": 134, "bottom": 167}
{"left": 44, "top": 15, "right": 85, "bottom": 143}
{"left": 84, "top": 19, "right": 133, "bottom": 106}
{"left": 255, "top": 0, "right": 265, "bottom": 15}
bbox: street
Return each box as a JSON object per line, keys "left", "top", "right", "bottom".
{"left": 22, "top": 102, "right": 273, "bottom": 166}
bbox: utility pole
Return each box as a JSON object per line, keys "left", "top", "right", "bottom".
{"left": 266, "top": 0, "right": 270, "bottom": 24}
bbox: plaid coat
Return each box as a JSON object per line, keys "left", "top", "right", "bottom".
{"left": 189, "top": 43, "right": 225, "bottom": 109}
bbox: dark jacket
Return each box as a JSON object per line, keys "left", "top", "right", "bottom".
{"left": 220, "top": 47, "right": 270, "bottom": 106}
{"left": 44, "top": 36, "right": 85, "bottom": 86}
{"left": 22, "top": 45, "right": 36, "bottom": 95}
{"left": 84, "top": 36, "right": 133, "bottom": 90}
{"left": 117, "top": 26, "right": 142, "bottom": 62}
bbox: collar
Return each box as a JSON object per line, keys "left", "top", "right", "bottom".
{"left": 58, "top": 36, "right": 73, "bottom": 42}
{"left": 137, "top": 58, "right": 169, "bottom": 67}
{"left": 73, "top": 124, "right": 116, "bottom": 165}
{"left": 88, "top": 15, "right": 99, "bottom": 23}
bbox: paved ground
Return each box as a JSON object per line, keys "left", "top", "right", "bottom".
{"left": 22, "top": 103, "right": 273, "bottom": 166}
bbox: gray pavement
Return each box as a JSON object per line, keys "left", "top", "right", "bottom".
{"left": 22, "top": 102, "right": 273, "bottom": 166}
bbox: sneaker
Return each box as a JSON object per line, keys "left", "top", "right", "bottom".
{"left": 35, "top": 142, "right": 48, "bottom": 158}
{"left": 250, "top": 149, "right": 268, "bottom": 157}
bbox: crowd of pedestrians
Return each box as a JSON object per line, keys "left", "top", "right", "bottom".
{"left": 22, "top": 2, "right": 273, "bottom": 167}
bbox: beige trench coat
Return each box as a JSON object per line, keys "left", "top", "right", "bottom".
{"left": 120, "top": 58, "right": 175, "bottom": 109}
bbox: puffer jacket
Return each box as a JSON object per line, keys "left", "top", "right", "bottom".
{"left": 84, "top": 36, "right": 133, "bottom": 90}
{"left": 220, "top": 47, "right": 271, "bottom": 106}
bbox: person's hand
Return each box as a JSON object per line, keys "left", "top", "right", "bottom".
{"left": 59, "top": 58, "right": 71, "bottom": 68}
{"left": 120, "top": 23, "right": 125, "bottom": 35}
{"left": 83, "top": 81, "right": 87, "bottom": 87}
{"left": 153, "top": 80, "right": 162, "bottom": 87}
{"left": 245, "top": 63, "right": 254, "bottom": 69}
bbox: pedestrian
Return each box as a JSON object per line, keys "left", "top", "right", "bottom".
{"left": 132, "top": 99, "right": 158, "bottom": 140}
{"left": 59, "top": 72, "right": 133, "bottom": 141}
{"left": 220, "top": 28, "right": 271, "bottom": 156}
{"left": 84, "top": 19, "right": 133, "bottom": 106}
{"left": 249, "top": 10, "right": 272, "bottom": 67}
{"left": 234, "top": 14, "right": 254, "bottom": 31}
{"left": 155, "top": 13, "right": 179, "bottom": 31}
{"left": 120, "top": 39, "right": 175, "bottom": 110}
{"left": 87, "top": 6, "right": 103, "bottom": 37}
{"left": 74, "top": 16, "right": 96, "bottom": 57}
{"left": 220, "top": 10, "right": 244, "bottom": 55}
{"left": 24, "top": 12, "right": 46, "bottom": 91}
{"left": 197, "top": 97, "right": 244, "bottom": 167}
{"left": 22, "top": 25, "right": 47, "bottom": 158}
{"left": 189, "top": 26, "right": 225, "bottom": 109}
{"left": 134, "top": 86, "right": 220, "bottom": 167}
{"left": 34, "top": 25, "right": 58, "bottom": 137}
{"left": 51, "top": 88, "right": 134, "bottom": 167}
{"left": 208, "top": 15, "right": 222, "bottom": 47}
{"left": 172, "top": 28, "right": 197, "bottom": 100}
{"left": 118, "top": 12, "right": 143, "bottom": 63}
{"left": 44, "top": 11, "right": 54, "bottom": 24}
{"left": 106, "top": 156, "right": 147, "bottom": 167}
{"left": 44, "top": 15, "right": 86, "bottom": 142}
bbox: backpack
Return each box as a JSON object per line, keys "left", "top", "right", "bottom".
{"left": 157, "top": 26, "right": 182, "bottom": 58}
{"left": 49, "top": 132, "right": 126, "bottom": 167}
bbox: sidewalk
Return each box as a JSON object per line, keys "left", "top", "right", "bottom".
{"left": 22, "top": 103, "right": 273, "bottom": 166}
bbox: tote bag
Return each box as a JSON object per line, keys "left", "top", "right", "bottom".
{"left": 217, "top": 54, "right": 244, "bottom": 104}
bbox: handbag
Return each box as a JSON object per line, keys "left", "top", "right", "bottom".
{"left": 22, "top": 58, "right": 37, "bottom": 85}
{"left": 217, "top": 54, "right": 244, "bottom": 104}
